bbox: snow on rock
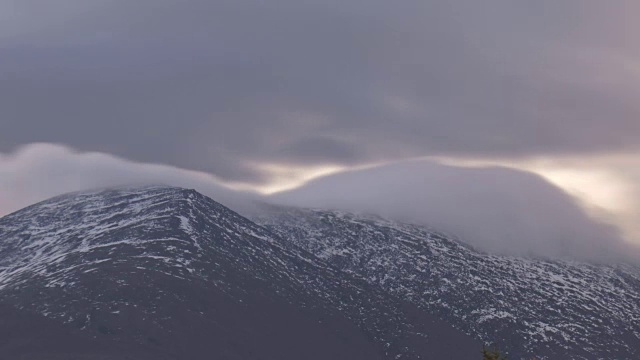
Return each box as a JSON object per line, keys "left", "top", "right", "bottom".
{"left": 0, "top": 186, "right": 480, "bottom": 360}
{"left": 255, "top": 206, "right": 640, "bottom": 360}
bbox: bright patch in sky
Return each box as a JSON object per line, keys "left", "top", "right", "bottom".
{"left": 430, "top": 154, "right": 640, "bottom": 245}
{"left": 240, "top": 162, "right": 348, "bottom": 194}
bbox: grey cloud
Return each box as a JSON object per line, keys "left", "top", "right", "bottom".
{"left": 275, "top": 136, "right": 361, "bottom": 164}
{"left": 270, "top": 159, "right": 640, "bottom": 262}
{"left": 1, "top": 0, "right": 640, "bottom": 184}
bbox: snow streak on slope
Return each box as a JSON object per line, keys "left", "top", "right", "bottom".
{"left": 255, "top": 207, "right": 640, "bottom": 360}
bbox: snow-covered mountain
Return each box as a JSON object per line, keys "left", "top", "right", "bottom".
{"left": 2, "top": 185, "right": 638, "bottom": 359}
{"left": 255, "top": 206, "right": 640, "bottom": 360}
{"left": 0, "top": 186, "right": 479, "bottom": 359}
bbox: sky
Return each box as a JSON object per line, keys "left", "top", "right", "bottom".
{"left": 1, "top": 1, "right": 639, "bottom": 260}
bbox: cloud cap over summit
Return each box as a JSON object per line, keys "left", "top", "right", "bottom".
{"left": 271, "top": 159, "right": 637, "bottom": 262}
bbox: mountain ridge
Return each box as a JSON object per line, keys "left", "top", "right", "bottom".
{"left": 0, "top": 186, "right": 480, "bottom": 359}
{"left": 254, "top": 205, "right": 640, "bottom": 360}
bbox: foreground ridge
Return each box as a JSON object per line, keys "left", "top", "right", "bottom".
{"left": 0, "top": 186, "right": 479, "bottom": 359}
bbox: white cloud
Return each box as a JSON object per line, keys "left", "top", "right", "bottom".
{"left": 0, "top": 143, "right": 257, "bottom": 216}
{"left": 271, "top": 158, "right": 640, "bottom": 262}
{"left": 2, "top": 143, "right": 639, "bottom": 263}
{"left": 520, "top": 155, "right": 640, "bottom": 246}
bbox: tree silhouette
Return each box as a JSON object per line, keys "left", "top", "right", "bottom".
{"left": 481, "top": 345, "right": 507, "bottom": 360}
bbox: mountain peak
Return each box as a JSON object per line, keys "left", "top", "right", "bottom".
{"left": 0, "top": 186, "right": 481, "bottom": 359}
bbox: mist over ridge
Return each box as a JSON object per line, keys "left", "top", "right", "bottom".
{"left": 2, "top": 143, "right": 639, "bottom": 263}
{"left": 270, "top": 159, "right": 638, "bottom": 262}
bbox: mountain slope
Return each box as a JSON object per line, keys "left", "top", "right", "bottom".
{"left": 0, "top": 186, "right": 480, "bottom": 359}
{"left": 255, "top": 206, "right": 640, "bottom": 360}
{"left": 0, "top": 303, "right": 166, "bottom": 360}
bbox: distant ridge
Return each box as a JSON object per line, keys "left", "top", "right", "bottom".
{"left": 255, "top": 205, "right": 640, "bottom": 359}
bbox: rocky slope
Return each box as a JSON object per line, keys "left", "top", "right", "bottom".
{"left": 255, "top": 206, "right": 640, "bottom": 360}
{"left": 0, "top": 186, "right": 480, "bottom": 359}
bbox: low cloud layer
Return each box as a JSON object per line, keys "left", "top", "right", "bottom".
{"left": 271, "top": 159, "right": 639, "bottom": 262}
{"left": 0, "top": 143, "right": 257, "bottom": 216}
{"left": 1, "top": 0, "right": 640, "bottom": 184}
{"left": 2, "top": 143, "right": 639, "bottom": 262}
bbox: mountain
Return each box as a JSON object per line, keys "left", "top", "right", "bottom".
{"left": 254, "top": 206, "right": 640, "bottom": 360}
{"left": 0, "top": 186, "right": 480, "bottom": 359}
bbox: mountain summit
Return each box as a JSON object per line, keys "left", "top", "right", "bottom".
{"left": 0, "top": 186, "right": 479, "bottom": 359}
{"left": 2, "top": 186, "right": 639, "bottom": 359}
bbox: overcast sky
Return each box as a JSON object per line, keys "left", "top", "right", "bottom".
{"left": 1, "top": 1, "right": 639, "bottom": 259}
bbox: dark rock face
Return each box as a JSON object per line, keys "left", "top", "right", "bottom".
{"left": 0, "top": 303, "right": 165, "bottom": 360}
{"left": 254, "top": 206, "right": 640, "bottom": 360}
{"left": 0, "top": 186, "right": 480, "bottom": 359}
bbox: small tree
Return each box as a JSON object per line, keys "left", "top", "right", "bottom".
{"left": 481, "top": 345, "right": 507, "bottom": 360}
